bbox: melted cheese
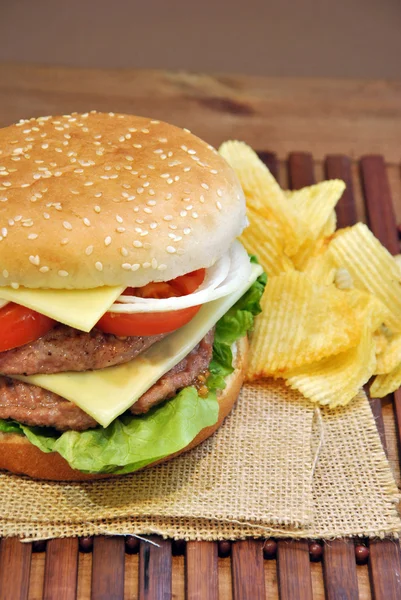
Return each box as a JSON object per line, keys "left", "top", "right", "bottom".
{"left": 0, "top": 286, "right": 125, "bottom": 332}
{"left": 13, "top": 264, "right": 262, "bottom": 427}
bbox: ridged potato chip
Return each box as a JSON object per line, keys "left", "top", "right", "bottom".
{"left": 287, "top": 180, "right": 345, "bottom": 268}
{"left": 394, "top": 254, "right": 401, "bottom": 279}
{"left": 246, "top": 271, "right": 363, "bottom": 379}
{"left": 288, "top": 180, "right": 345, "bottom": 238}
{"left": 286, "top": 327, "right": 376, "bottom": 407}
{"left": 328, "top": 223, "right": 401, "bottom": 332}
{"left": 322, "top": 210, "right": 337, "bottom": 237}
{"left": 240, "top": 209, "right": 294, "bottom": 276}
{"left": 370, "top": 363, "right": 401, "bottom": 398}
{"left": 334, "top": 268, "right": 354, "bottom": 290}
{"left": 219, "top": 141, "right": 310, "bottom": 255}
{"left": 375, "top": 333, "right": 401, "bottom": 375}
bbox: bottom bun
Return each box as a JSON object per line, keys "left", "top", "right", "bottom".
{"left": 0, "top": 337, "right": 248, "bottom": 481}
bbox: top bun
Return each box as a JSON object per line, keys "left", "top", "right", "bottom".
{"left": 0, "top": 112, "right": 246, "bottom": 289}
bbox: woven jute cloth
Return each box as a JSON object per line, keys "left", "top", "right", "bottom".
{"left": 0, "top": 382, "right": 400, "bottom": 541}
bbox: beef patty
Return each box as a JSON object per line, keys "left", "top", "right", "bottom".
{"left": 0, "top": 330, "right": 214, "bottom": 431}
{"left": 0, "top": 325, "right": 166, "bottom": 375}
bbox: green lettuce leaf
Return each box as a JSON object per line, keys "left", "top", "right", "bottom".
{"left": 0, "top": 261, "right": 266, "bottom": 474}
{"left": 20, "top": 388, "right": 219, "bottom": 474}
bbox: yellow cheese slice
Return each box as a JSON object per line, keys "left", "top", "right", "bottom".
{"left": 13, "top": 264, "right": 262, "bottom": 427}
{"left": 0, "top": 285, "right": 125, "bottom": 332}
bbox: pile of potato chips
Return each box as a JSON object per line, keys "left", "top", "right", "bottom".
{"left": 219, "top": 141, "right": 401, "bottom": 408}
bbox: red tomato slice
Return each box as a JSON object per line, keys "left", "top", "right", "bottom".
{"left": 0, "top": 303, "right": 56, "bottom": 352}
{"left": 97, "top": 269, "right": 206, "bottom": 337}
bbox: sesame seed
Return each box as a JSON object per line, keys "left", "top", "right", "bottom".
{"left": 210, "top": 169, "right": 218, "bottom": 174}
{"left": 104, "top": 236, "right": 112, "bottom": 246}
{"left": 70, "top": 190, "right": 80, "bottom": 195}
{"left": 185, "top": 205, "right": 193, "bottom": 210}
{"left": 217, "top": 189, "right": 223, "bottom": 197}
{"left": 143, "top": 262, "right": 151, "bottom": 268}
{"left": 141, "top": 128, "right": 149, "bottom": 133}
{"left": 128, "top": 127, "right": 137, "bottom": 132}
{"left": 125, "top": 155, "right": 134, "bottom": 161}
{"left": 188, "top": 149, "right": 196, "bottom": 155}
{"left": 11, "top": 283, "right": 19, "bottom": 289}
{"left": 167, "top": 178, "right": 173, "bottom": 184}
{"left": 1, "top": 227, "right": 7, "bottom": 237}
{"left": 192, "top": 212, "right": 199, "bottom": 219}
{"left": 95, "top": 261, "right": 103, "bottom": 271}
{"left": 151, "top": 258, "right": 158, "bottom": 269}
{"left": 133, "top": 144, "right": 142, "bottom": 149}
{"left": 158, "top": 264, "right": 167, "bottom": 271}
{"left": 143, "top": 207, "right": 152, "bottom": 214}
{"left": 42, "top": 143, "right": 49, "bottom": 149}
{"left": 28, "top": 233, "right": 38, "bottom": 240}
{"left": 116, "top": 215, "right": 124, "bottom": 223}
{"left": 160, "top": 173, "right": 170, "bottom": 179}
{"left": 39, "top": 266, "right": 49, "bottom": 273}
{"left": 147, "top": 200, "right": 156, "bottom": 206}
{"left": 120, "top": 247, "right": 129, "bottom": 257}
{"left": 85, "top": 245, "right": 94, "bottom": 256}
{"left": 84, "top": 181, "right": 94, "bottom": 187}
{"left": 29, "top": 255, "right": 40, "bottom": 266}
{"left": 94, "top": 206, "right": 101, "bottom": 213}
{"left": 137, "top": 187, "right": 144, "bottom": 194}
{"left": 131, "top": 264, "right": 140, "bottom": 271}
{"left": 54, "top": 171, "right": 63, "bottom": 177}
{"left": 61, "top": 238, "right": 69, "bottom": 245}
{"left": 58, "top": 270, "right": 69, "bottom": 277}
{"left": 122, "top": 263, "right": 132, "bottom": 270}
{"left": 118, "top": 136, "right": 125, "bottom": 142}
{"left": 148, "top": 189, "right": 155, "bottom": 196}
{"left": 149, "top": 222, "right": 158, "bottom": 229}
{"left": 83, "top": 218, "right": 91, "bottom": 226}
{"left": 116, "top": 227, "right": 126, "bottom": 233}
{"left": 201, "top": 183, "right": 209, "bottom": 190}
{"left": 43, "top": 212, "right": 50, "bottom": 219}
{"left": 165, "top": 193, "right": 172, "bottom": 200}
{"left": 183, "top": 227, "right": 191, "bottom": 235}
{"left": 94, "top": 192, "right": 102, "bottom": 198}
{"left": 63, "top": 221, "right": 72, "bottom": 230}
{"left": 133, "top": 240, "right": 143, "bottom": 248}
{"left": 2, "top": 269, "right": 8, "bottom": 278}
{"left": 166, "top": 246, "right": 176, "bottom": 254}
{"left": 180, "top": 210, "right": 187, "bottom": 217}
{"left": 200, "top": 194, "right": 205, "bottom": 203}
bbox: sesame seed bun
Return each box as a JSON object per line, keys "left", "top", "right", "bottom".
{"left": 0, "top": 337, "right": 248, "bottom": 481}
{"left": 0, "top": 112, "right": 246, "bottom": 289}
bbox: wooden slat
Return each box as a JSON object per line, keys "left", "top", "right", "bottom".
{"left": 277, "top": 540, "right": 313, "bottom": 600}
{"left": 360, "top": 156, "right": 400, "bottom": 254}
{"left": 273, "top": 152, "right": 315, "bottom": 600}
{"left": 321, "top": 155, "right": 365, "bottom": 598}
{"left": 288, "top": 152, "right": 314, "bottom": 190}
{"left": 0, "top": 537, "right": 32, "bottom": 599}
{"left": 258, "top": 151, "right": 279, "bottom": 180}
{"left": 185, "top": 541, "right": 218, "bottom": 600}
{"left": 138, "top": 536, "right": 172, "bottom": 600}
{"left": 323, "top": 540, "right": 359, "bottom": 600}
{"left": 324, "top": 155, "right": 357, "bottom": 228}
{"left": 359, "top": 155, "right": 401, "bottom": 599}
{"left": 91, "top": 537, "right": 125, "bottom": 600}
{"left": 369, "top": 540, "right": 401, "bottom": 600}
{"left": 43, "top": 538, "right": 79, "bottom": 600}
{"left": 231, "top": 540, "right": 265, "bottom": 600}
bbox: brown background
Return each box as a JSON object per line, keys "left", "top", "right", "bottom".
{"left": 1, "top": 0, "right": 401, "bottom": 78}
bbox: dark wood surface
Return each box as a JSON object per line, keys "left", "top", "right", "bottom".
{"left": 231, "top": 540, "right": 266, "bottom": 600}
{"left": 138, "top": 536, "right": 172, "bottom": 599}
{"left": 277, "top": 540, "right": 313, "bottom": 600}
{"left": 0, "top": 537, "right": 32, "bottom": 599}
{"left": 185, "top": 541, "right": 218, "bottom": 600}
{"left": 42, "top": 538, "right": 79, "bottom": 600}
{"left": 91, "top": 537, "right": 125, "bottom": 600}
{"left": 323, "top": 540, "right": 359, "bottom": 600}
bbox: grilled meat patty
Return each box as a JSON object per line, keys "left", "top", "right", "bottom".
{"left": 0, "top": 330, "right": 214, "bottom": 431}
{"left": 0, "top": 325, "right": 166, "bottom": 375}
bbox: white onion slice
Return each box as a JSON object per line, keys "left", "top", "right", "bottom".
{"left": 108, "top": 241, "right": 252, "bottom": 313}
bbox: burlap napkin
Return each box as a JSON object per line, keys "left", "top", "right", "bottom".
{"left": 0, "top": 382, "right": 400, "bottom": 541}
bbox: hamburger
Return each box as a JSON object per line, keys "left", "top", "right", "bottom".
{"left": 0, "top": 111, "right": 265, "bottom": 481}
